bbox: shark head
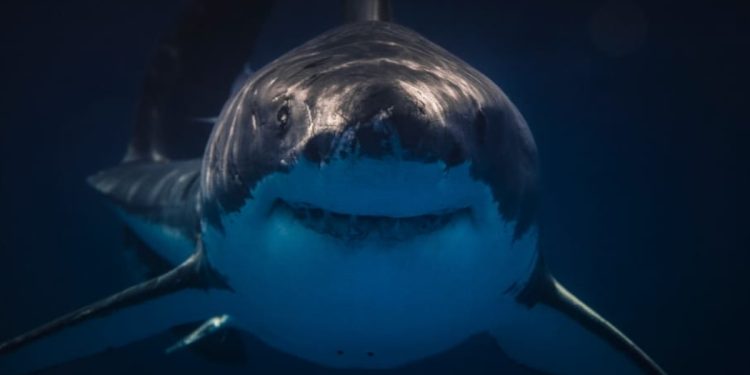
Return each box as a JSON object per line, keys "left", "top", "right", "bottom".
{"left": 201, "top": 23, "right": 539, "bottom": 238}
{"left": 198, "top": 22, "right": 540, "bottom": 368}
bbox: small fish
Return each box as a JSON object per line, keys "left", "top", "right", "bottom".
{"left": 165, "top": 314, "right": 231, "bottom": 354}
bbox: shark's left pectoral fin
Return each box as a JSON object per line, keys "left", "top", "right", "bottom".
{"left": 0, "top": 240, "right": 232, "bottom": 374}
{"left": 491, "top": 260, "right": 666, "bottom": 375}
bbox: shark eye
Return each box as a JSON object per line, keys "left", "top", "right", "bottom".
{"left": 277, "top": 105, "right": 290, "bottom": 131}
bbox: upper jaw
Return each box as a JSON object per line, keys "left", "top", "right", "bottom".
{"left": 230, "top": 158, "right": 490, "bottom": 240}
{"left": 256, "top": 159, "right": 483, "bottom": 217}
{"left": 261, "top": 160, "right": 483, "bottom": 242}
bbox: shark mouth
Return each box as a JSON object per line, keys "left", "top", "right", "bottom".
{"left": 273, "top": 199, "right": 472, "bottom": 242}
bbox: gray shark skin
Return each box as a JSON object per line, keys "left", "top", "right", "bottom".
{"left": 0, "top": 1, "right": 666, "bottom": 374}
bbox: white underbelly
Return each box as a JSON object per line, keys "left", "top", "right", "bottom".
{"left": 205, "top": 205, "right": 537, "bottom": 369}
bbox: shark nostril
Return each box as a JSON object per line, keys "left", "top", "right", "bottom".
{"left": 367, "top": 351, "right": 374, "bottom": 357}
{"left": 336, "top": 350, "right": 344, "bottom": 356}
{"left": 474, "top": 110, "right": 487, "bottom": 145}
{"left": 444, "top": 139, "right": 465, "bottom": 167}
{"left": 355, "top": 122, "right": 396, "bottom": 158}
{"left": 276, "top": 105, "right": 290, "bottom": 135}
{"left": 303, "top": 132, "right": 336, "bottom": 163}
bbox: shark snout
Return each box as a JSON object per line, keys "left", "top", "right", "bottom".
{"left": 301, "top": 84, "right": 467, "bottom": 166}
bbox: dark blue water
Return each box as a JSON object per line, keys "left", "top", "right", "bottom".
{"left": 0, "top": 1, "right": 747, "bottom": 374}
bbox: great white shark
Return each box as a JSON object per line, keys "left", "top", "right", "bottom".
{"left": 0, "top": 1, "right": 666, "bottom": 374}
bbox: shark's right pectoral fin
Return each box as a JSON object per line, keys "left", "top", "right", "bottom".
{"left": 0, "top": 241, "right": 233, "bottom": 375}
{"left": 491, "top": 259, "right": 666, "bottom": 375}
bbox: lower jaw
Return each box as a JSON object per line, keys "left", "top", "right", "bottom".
{"left": 221, "top": 225, "right": 499, "bottom": 370}
{"left": 258, "top": 333, "right": 475, "bottom": 370}
{"left": 236, "top": 299, "right": 489, "bottom": 370}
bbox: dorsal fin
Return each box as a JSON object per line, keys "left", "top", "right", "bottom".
{"left": 125, "top": 0, "right": 273, "bottom": 162}
{"left": 344, "top": 0, "right": 392, "bottom": 23}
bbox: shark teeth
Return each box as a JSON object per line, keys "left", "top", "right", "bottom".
{"left": 274, "top": 200, "right": 471, "bottom": 242}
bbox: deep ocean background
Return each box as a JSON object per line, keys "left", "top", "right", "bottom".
{"left": 0, "top": 0, "right": 748, "bottom": 374}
